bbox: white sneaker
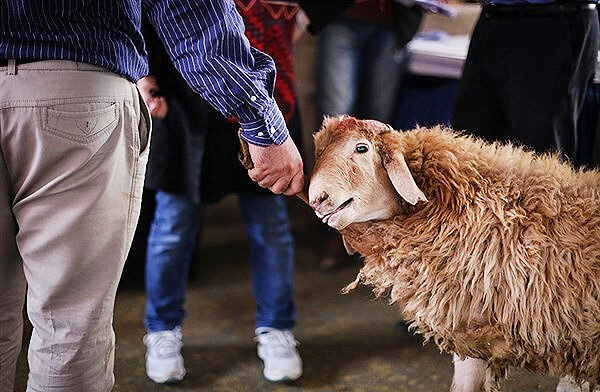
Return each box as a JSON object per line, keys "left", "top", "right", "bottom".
{"left": 143, "top": 326, "right": 186, "bottom": 384}
{"left": 255, "top": 327, "right": 303, "bottom": 382}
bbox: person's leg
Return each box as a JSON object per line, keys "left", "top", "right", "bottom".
{"left": 575, "top": 83, "right": 600, "bottom": 166}
{"left": 238, "top": 193, "right": 301, "bottom": 382}
{"left": 238, "top": 194, "right": 295, "bottom": 329}
{"left": 594, "top": 100, "right": 600, "bottom": 166}
{"left": 452, "top": 16, "right": 506, "bottom": 142}
{"left": 0, "top": 144, "right": 26, "bottom": 392}
{"left": 143, "top": 190, "right": 202, "bottom": 383}
{"left": 317, "top": 20, "right": 363, "bottom": 118}
{"left": 499, "top": 9, "right": 599, "bottom": 158}
{"left": 360, "top": 25, "right": 407, "bottom": 123}
{"left": 144, "top": 190, "right": 202, "bottom": 332}
{"left": 553, "top": 10, "right": 599, "bottom": 159}
{"left": 0, "top": 60, "right": 148, "bottom": 392}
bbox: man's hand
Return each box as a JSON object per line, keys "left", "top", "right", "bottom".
{"left": 247, "top": 137, "right": 305, "bottom": 196}
{"left": 292, "top": 9, "right": 309, "bottom": 43}
{"left": 137, "top": 76, "right": 168, "bottom": 119}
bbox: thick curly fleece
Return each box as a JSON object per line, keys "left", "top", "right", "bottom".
{"left": 313, "top": 117, "right": 600, "bottom": 385}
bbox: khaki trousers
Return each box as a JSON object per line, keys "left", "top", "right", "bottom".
{"left": 0, "top": 60, "right": 150, "bottom": 392}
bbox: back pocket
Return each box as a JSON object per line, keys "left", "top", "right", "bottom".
{"left": 45, "top": 102, "right": 118, "bottom": 143}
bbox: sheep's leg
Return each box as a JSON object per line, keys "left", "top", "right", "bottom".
{"left": 556, "top": 376, "right": 591, "bottom": 392}
{"left": 450, "top": 354, "right": 487, "bottom": 392}
{"left": 483, "top": 366, "right": 502, "bottom": 392}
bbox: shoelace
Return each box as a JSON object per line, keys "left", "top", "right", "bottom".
{"left": 255, "top": 329, "right": 299, "bottom": 356}
{"left": 144, "top": 328, "right": 182, "bottom": 357}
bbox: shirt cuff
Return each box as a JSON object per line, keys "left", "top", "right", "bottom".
{"left": 238, "top": 100, "right": 289, "bottom": 147}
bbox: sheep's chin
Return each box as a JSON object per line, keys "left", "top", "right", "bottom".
{"left": 329, "top": 205, "right": 397, "bottom": 230}
{"left": 326, "top": 208, "right": 356, "bottom": 230}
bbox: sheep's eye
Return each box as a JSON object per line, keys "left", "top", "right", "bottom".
{"left": 355, "top": 144, "right": 369, "bottom": 153}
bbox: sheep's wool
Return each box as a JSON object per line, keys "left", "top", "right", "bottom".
{"left": 326, "top": 125, "right": 600, "bottom": 384}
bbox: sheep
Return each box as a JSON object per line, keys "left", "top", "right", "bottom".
{"left": 308, "top": 115, "right": 600, "bottom": 392}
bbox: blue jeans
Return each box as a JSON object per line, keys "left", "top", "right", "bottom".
{"left": 144, "top": 190, "right": 296, "bottom": 332}
{"left": 317, "top": 20, "right": 407, "bottom": 123}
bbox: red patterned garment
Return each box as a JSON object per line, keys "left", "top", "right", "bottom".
{"left": 234, "top": 0, "right": 299, "bottom": 122}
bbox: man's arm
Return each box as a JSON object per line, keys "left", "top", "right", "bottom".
{"left": 143, "top": 0, "right": 303, "bottom": 195}
{"left": 143, "top": 0, "right": 283, "bottom": 146}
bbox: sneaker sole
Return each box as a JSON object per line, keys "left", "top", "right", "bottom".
{"left": 148, "top": 374, "right": 185, "bottom": 384}
{"left": 257, "top": 347, "right": 302, "bottom": 382}
{"left": 147, "top": 371, "right": 186, "bottom": 384}
{"left": 263, "top": 369, "right": 302, "bottom": 383}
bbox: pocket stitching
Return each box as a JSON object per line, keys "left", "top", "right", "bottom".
{"left": 44, "top": 104, "right": 118, "bottom": 144}
{"left": 47, "top": 102, "right": 116, "bottom": 120}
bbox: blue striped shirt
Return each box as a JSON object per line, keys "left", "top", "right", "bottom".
{"left": 0, "top": 0, "right": 287, "bottom": 146}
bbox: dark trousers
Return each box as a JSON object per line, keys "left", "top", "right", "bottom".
{"left": 452, "top": 7, "right": 599, "bottom": 159}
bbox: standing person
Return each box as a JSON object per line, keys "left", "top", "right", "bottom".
{"left": 315, "top": 0, "right": 422, "bottom": 123}
{"left": 308, "top": 0, "right": 423, "bottom": 269}
{"left": 452, "top": 0, "right": 600, "bottom": 161}
{"left": 0, "top": 1, "right": 304, "bottom": 392}
{"left": 139, "top": 1, "right": 305, "bottom": 383}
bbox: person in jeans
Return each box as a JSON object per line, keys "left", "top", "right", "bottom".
{"left": 139, "top": 1, "right": 305, "bottom": 384}
{"left": 316, "top": 0, "right": 421, "bottom": 124}
{"left": 0, "top": 1, "right": 304, "bottom": 391}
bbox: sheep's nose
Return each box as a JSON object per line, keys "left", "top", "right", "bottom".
{"left": 310, "top": 191, "right": 329, "bottom": 209}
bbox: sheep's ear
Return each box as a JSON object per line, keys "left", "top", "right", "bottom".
{"left": 382, "top": 151, "right": 428, "bottom": 205}
{"left": 342, "top": 235, "right": 356, "bottom": 255}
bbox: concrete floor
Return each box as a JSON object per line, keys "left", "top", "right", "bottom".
{"left": 14, "top": 196, "right": 559, "bottom": 392}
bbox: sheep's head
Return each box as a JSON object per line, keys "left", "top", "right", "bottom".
{"left": 309, "top": 115, "right": 427, "bottom": 230}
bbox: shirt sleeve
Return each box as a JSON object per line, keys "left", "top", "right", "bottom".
{"left": 142, "top": 0, "right": 288, "bottom": 146}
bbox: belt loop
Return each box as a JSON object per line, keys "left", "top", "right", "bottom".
{"left": 7, "top": 59, "right": 16, "bottom": 75}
